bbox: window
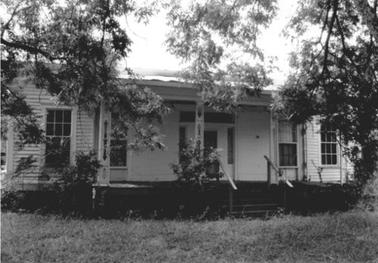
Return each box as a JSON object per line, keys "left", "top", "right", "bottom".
{"left": 45, "top": 109, "right": 71, "bottom": 167}
{"left": 178, "top": 126, "right": 186, "bottom": 162}
{"left": 321, "top": 124, "right": 338, "bottom": 165}
{"left": 227, "top": 127, "right": 234, "bottom": 164}
{"left": 278, "top": 120, "right": 297, "bottom": 166}
{"left": 110, "top": 114, "right": 127, "bottom": 167}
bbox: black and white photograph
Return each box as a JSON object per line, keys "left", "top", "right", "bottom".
{"left": 1, "top": 0, "right": 378, "bottom": 262}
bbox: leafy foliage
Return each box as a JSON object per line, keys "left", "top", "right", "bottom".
{"left": 276, "top": 0, "right": 378, "bottom": 185}
{"left": 1, "top": 60, "right": 45, "bottom": 144}
{"left": 171, "top": 140, "right": 223, "bottom": 187}
{"left": 1, "top": 0, "right": 168, "bottom": 150}
{"left": 51, "top": 151, "right": 101, "bottom": 213}
{"left": 165, "top": 0, "right": 276, "bottom": 111}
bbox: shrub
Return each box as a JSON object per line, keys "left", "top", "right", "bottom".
{"left": 1, "top": 189, "right": 25, "bottom": 210}
{"left": 51, "top": 150, "right": 101, "bottom": 214}
{"left": 171, "top": 140, "right": 223, "bottom": 188}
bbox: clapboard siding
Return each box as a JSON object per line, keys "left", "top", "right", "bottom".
{"left": 306, "top": 117, "right": 353, "bottom": 182}
{"left": 76, "top": 109, "right": 95, "bottom": 153}
{"left": 8, "top": 77, "right": 95, "bottom": 180}
{"left": 128, "top": 110, "right": 179, "bottom": 181}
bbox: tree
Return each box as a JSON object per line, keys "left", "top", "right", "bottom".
{"left": 276, "top": 0, "right": 378, "bottom": 186}
{"left": 165, "top": 0, "right": 277, "bottom": 111}
{"left": 1, "top": 0, "right": 169, "bottom": 154}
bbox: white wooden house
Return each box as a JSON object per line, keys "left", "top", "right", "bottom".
{"left": 4, "top": 77, "right": 354, "bottom": 190}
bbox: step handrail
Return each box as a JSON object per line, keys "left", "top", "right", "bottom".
{"left": 264, "top": 155, "right": 293, "bottom": 188}
{"left": 217, "top": 158, "right": 237, "bottom": 190}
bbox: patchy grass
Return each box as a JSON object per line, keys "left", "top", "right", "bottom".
{"left": 2, "top": 211, "right": 378, "bottom": 263}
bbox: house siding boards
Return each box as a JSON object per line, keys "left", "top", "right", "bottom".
{"left": 6, "top": 77, "right": 354, "bottom": 185}
{"left": 128, "top": 110, "right": 179, "bottom": 181}
{"left": 305, "top": 117, "right": 353, "bottom": 182}
{"left": 7, "top": 78, "right": 95, "bottom": 183}
{"left": 75, "top": 109, "right": 95, "bottom": 153}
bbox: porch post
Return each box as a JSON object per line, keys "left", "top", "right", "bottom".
{"left": 269, "top": 108, "right": 275, "bottom": 184}
{"left": 97, "top": 102, "right": 111, "bottom": 185}
{"left": 233, "top": 111, "right": 238, "bottom": 180}
{"left": 194, "top": 101, "right": 204, "bottom": 151}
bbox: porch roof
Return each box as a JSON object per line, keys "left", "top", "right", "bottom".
{"left": 120, "top": 78, "right": 275, "bottom": 106}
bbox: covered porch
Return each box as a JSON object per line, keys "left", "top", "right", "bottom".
{"left": 93, "top": 80, "right": 304, "bottom": 187}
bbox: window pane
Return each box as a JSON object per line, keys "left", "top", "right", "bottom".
{"left": 63, "top": 110, "right": 71, "bottom": 123}
{"left": 46, "top": 124, "right": 54, "bottom": 136}
{"left": 330, "top": 132, "right": 336, "bottom": 142}
{"left": 110, "top": 140, "right": 127, "bottom": 166}
{"left": 327, "top": 155, "right": 332, "bottom": 165}
{"left": 321, "top": 155, "right": 326, "bottom": 165}
{"left": 331, "top": 155, "right": 337, "bottom": 165}
{"left": 279, "top": 144, "right": 297, "bottom": 166}
{"left": 63, "top": 124, "right": 71, "bottom": 136}
{"left": 331, "top": 144, "right": 336, "bottom": 153}
{"left": 292, "top": 124, "right": 297, "bottom": 143}
{"left": 45, "top": 137, "right": 70, "bottom": 167}
{"left": 55, "top": 124, "right": 63, "bottom": 136}
{"left": 321, "top": 132, "right": 325, "bottom": 142}
{"left": 321, "top": 144, "right": 325, "bottom": 154}
{"left": 55, "top": 110, "right": 63, "bottom": 122}
{"left": 278, "top": 121, "right": 296, "bottom": 142}
{"left": 47, "top": 111, "right": 55, "bottom": 122}
{"left": 326, "top": 144, "right": 331, "bottom": 153}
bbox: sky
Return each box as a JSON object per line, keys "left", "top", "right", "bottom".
{"left": 0, "top": 0, "right": 299, "bottom": 88}
{"left": 124, "top": 1, "right": 299, "bottom": 87}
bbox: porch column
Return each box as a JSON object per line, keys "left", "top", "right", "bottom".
{"left": 233, "top": 111, "right": 238, "bottom": 180}
{"left": 269, "top": 108, "right": 275, "bottom": 184}
{"left": 97, "top": 102, "right": 111, "bottom": 185}
{"left": 194, "top": 101, "right": 204, "bottom": 150}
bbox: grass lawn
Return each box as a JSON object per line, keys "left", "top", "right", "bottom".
{"left": 2, "top": 211, "right": 378, "bottom": 263}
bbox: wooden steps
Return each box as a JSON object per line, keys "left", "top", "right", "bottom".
{"left": 228, "top": 203, "right": 280, "bottom": 217}
{"left": 225, "top": 184, "right": 282, "bottom": 218}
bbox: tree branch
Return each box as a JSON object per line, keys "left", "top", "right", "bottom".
{"left": 1, "top": 0, "right": 25, "bottom": 39}
{"left": 1, "top": 38, "right": 62, "bottom": 61}
{"left": 352, "top": 0, "right": 378, "bottom": 43}
{"left": 322, "top": 0, "right": 338, "bottom": 76}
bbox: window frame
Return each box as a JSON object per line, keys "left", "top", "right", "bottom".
{"left": 278, "top": 120, "right": 299, "bottom": 168}
{"left": 44, "top": 108, "right": 74, "bottom": 168}
{"left": 109, "top": 114, "right": 128, "bottom": 169}
{"left": 319, "top": 124, "right": 339, "bottom": 167}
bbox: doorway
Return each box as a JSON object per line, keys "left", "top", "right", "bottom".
{"left": 204, "top": 130, "right": 217, "bottom": 149}
{"left": 204, "top": 130, "right": 219, "bottom": 177}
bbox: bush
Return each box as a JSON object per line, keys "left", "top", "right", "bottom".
{"left": 51, "top": 151, "right": 101, "bottom": 214}
{"left": 171, "top": 140, "right": 223, "bottom": 189}
{"left": 1, "top": 189, "right": 26, "bottom": 210}
{"left": 1, "top": 151, "right": 101, "bottom": 214}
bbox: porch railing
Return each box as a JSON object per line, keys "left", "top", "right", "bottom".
{"left": 218, "top": 158, "right": 237, "bottom": 190}
{"left": 264, "top": 155, "right": 293, "bottom": 188}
